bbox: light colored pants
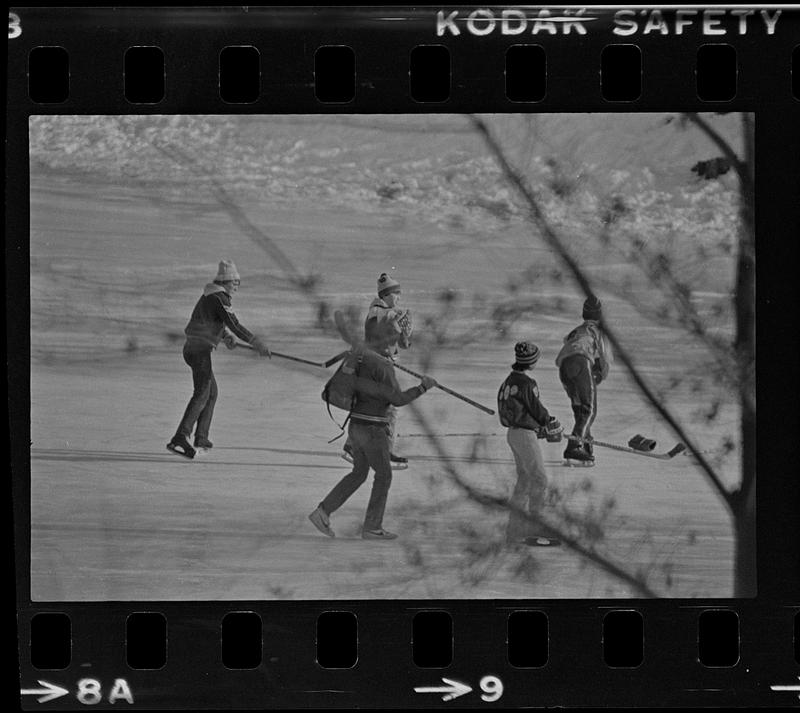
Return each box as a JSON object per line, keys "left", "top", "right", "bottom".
{"left": 506, "top": 427, "right": 548, "bottom": 542}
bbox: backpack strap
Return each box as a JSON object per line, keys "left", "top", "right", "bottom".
{"left": 325, "top": 352, "right": 362, "bottom": 441}
{"left": 326, "top": 413, "right": 351, "bottom": 444}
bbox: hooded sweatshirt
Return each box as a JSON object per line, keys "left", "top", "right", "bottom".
{"left": 184, "top": 282, "right": 255, "bottom": 351}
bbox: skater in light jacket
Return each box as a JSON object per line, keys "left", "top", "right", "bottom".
{"left": 555, "top": 295, "right": 613, "bottom": 466}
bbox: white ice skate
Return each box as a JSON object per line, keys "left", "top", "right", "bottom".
{"left": 341, "top": 445, "right": 409, "bottom": 470}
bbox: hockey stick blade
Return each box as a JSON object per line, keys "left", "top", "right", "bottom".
{"left": 567, "top": 434, "right": 686, "bottom": 460}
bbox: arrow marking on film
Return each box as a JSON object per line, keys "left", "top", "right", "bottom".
{"left": 20, "top": 680, "right": 70, "bottom": 703}
{"left": 771, "top": 676, "right": 800, "bottom": 699}
{"left": 414, "top": 677, "right": 472, "bottom": 702}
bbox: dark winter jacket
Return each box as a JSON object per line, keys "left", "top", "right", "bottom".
{"left": 184, "top": 283, "right": 255, "bottom": 351}
{"left": 497, "top": 370, "right": 551, "bottom": 432}
{"left": 350, "top": 348, "right": 427, "bottom": 424}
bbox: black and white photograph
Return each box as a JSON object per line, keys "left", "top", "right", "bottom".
{"left": 29, "top": 112, "right": 755, "bottom": 601}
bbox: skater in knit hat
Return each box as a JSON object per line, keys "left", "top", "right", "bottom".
{"left": 497, "top": 340, "right": 564, "bottom": 547}
{"left": 341, "top": 272, "right": 414, "bottom": 468}
{"left": 310, "top": 349, "right": 437, "bottom": 541}
{"left": 555, "top": 294, "right": 613, "bottom": 465}
{"left": 167, "top": 260, "right": 271, "bottom": 459}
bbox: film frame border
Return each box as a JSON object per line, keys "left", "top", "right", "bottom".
{"left": 8, "top": 3, "right": 800, "bottom": 709}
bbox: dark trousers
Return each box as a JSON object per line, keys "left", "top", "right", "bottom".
{"left": 321, "top": 421, "right": 393, "bottom": 531}
{"left": 559, "top": 355, "right": 597, "bottom": 447}
{"left": 176, "top": 345, "right": 218, "bottom": 441}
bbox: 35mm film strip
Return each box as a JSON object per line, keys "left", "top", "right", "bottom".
{"left": 8, "top": 4, "right": 800, "bottom": 710}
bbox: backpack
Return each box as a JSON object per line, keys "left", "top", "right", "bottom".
{"left": 321, "top": 351, "right": 362, "bottom": 438}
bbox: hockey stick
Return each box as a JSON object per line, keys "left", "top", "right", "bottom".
{"left": 332, "top": 310, "right": 496, "bottom": 415}
{"left": 237, "top": 343, "right": 326, "bottom": 367}
{"left": 391, "top": 361, "right": 495, "bottom": 415}
{"left": 566, "top": 433, "right": 686, "bottom": 460}
{"left": 323, "top": 350, "right": 350, "bottom": 368}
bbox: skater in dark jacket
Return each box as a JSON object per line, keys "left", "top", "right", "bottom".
{"left": 310, "top": 347, "right": 436, "bottom": 541}
{"left": 555, "top": 295, "right": 612, "bottom": 465}
{"left": 167, "top": 260, "right": 271, "bottom": 459}
{"left": 498, "top": 341, "right": 563, "bottom": 547}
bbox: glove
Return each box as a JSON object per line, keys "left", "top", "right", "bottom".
{"left": 628, "top": 434, "right": 656, "bottom": 452}
{"left": 250, "top": 336, "right": 271, "bottom": 358}
{"left": 592, "top": 358, "right": 604, "bottom": 384}
{"left": 544, "top": 416, "right": 563, "bottom": 442}
{"left": 222, "top": 333, "right": 237, "bottom": 350}
{"left": 420, "top": 375, "right": 438, "bottom": 392}
{"left": 397, "top": 310, "right": 413, "bottom": 339}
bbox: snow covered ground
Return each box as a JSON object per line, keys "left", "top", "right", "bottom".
{"left": 27, "top": 114, "right": 745, "bottom": 599}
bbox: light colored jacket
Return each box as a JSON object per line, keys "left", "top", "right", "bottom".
{"left": 364, "top": 297, "right": 412, "bottom": 355}
{"left": 555, "top": 320, "right": 613, "bottom": 381}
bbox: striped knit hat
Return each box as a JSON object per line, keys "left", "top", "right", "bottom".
{"left": 514, "top": 340, "right": 541, "bottom": 366}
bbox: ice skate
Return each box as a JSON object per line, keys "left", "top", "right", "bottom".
{"left": 389, "top": 453, "right": 409, "bottom": 470}
{"left": 194, "top": 436, "right": 213, "bottom": 454}
{"left": 563, "top": 442, "right": 595, "bottom": 467}
{"left": 167, "top": 435, "right": 196, "bottom": 459}
{"left": 563, "top": 457, "right": 595, "bottom": 467}
{"left": 341, "top": 444, "right": 408, "bottom": 470}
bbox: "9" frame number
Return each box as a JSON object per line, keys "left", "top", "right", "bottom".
{"left": 479, "top": 675, "right": 504, "bottom": 702}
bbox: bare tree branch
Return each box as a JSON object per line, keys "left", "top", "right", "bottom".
{"left": 683, "top": 113, "right": 751, "bottom": 193}
{"left": 741, "top": 113, "right": 755, "bottom": 186}
{"left": 148, "top": 117, "right": 729, "bottom": 596}
{"left": 469, "top": 114, "right": 736, "bottom": 515}
{"left": 409, "top": 403, "right": 660, "bottom": 598}
{"left": 607, "top": 240, "right": 739, "bottom": 375}
{"left": 680, "top": 113, "right": 756, "bottom": 424}
{"left": 149, "top": 138, "right": 313, "bottom": 292}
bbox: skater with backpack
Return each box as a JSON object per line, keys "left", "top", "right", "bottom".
{"left": 310, "top": 346, "right": 436, "bottom": 541}
{"left": 341, "top": 272, "right": 414, "bottom": 469}
{"left": 166, "top": 260, "right": 271, "bottom": 459}
{"left": 555, "top": 295, "right": 613, "bottom": 466}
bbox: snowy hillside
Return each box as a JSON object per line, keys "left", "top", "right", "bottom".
{"left": 30, "top": 113, "right": 743, "bottom": 247}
